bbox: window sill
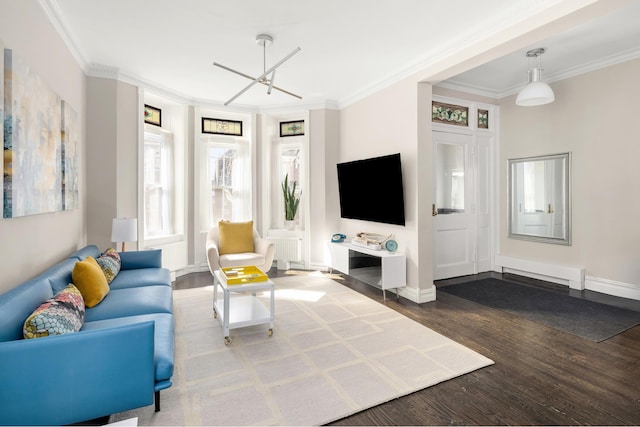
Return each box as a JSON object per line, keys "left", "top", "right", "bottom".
{"left": 267, "top": 228, "right": 304, "bottom": 238}
{"left": 144, "top": 234, "right": 184, "bottom": 247}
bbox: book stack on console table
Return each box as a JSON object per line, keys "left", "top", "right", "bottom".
{"left": 351, "top": 237, "right": 382, "bottom": 251}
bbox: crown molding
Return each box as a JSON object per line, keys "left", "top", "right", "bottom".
{"left": 86, "top": 63, "right": 120, "bottom": 80}
{"left": 85, "top": 63, "right": 337, "bottom": 114}
{"left": 439, "top": 46, "right": 640, "bottom": 99}
{"left": 540, "top": 45, "right": 640, "bottom": 90}
{"left": 258, "top": 99, "right": 339, "bottom": 114}
{"left": 434, "top": 81, "right": 500, "bottom": 99}
{"left": 337, "top": 0, "right": 592, "bottom": 108}
{"left": 43, "top": 0, "right": 629, "bottom": 111}
{"left": 39, "top": 0, "right": 89, "bottom": 71}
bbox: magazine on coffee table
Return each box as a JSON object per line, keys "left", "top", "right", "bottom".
{"left": 221, "top": 266, "right": 268, "bottom": 284}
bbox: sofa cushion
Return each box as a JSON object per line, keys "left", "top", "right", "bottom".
{"left": 68, "top": 245, "right": 101, "bottom": 261}
{"left": 84, "top": 285, "right": 173, "bottom": 322}
{"left": 109, "top": 268, "right": 171, "bottom": 290}
{"left": 0, "top": 278, "right": 54, "bottom": 342}
{"left": 96, "top": 248, "right": 121, "bottom": 284}
{"left": 23, "top": 284, "right": 85, "bottom": 339}
{"left": 82, "top": 313, "right": 175, "bottom": 383}
{"left": 119, "top": 249, "right": 162, "bottom": 270}
{"left": 72, "top": 256, "right": 110, "bottom": 308}
{"left": 40, "top": 258, "right": 77, "bottom": 294}
{"left": 218, "top": 220, "right": 254, "bottom": 255}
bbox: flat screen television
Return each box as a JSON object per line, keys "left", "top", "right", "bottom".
{"left": 336, "top": 153, "right": 406, "bottom": 226}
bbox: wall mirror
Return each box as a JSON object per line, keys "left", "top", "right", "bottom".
{"left": 508, "top": 153, "right": 571, "bottom": 245}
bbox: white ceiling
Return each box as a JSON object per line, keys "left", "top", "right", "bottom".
{"left": 441, "top": 0, "right": 640, "bottom": 98}
{"left": 46, "top": 0, "right": 640, "bottom": 109}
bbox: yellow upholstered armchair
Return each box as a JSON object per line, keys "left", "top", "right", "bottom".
{"left": 205, "top": 220, "right": 275, "bottom": 275}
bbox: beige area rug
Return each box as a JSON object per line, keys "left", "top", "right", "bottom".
{"left": 111, "top": 274, "right": 493, "bottom": 426}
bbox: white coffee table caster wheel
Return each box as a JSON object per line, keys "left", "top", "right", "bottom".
{"left": 268, "top": 328, "right": 273, "bottom": 337}
{"left": 224, "top": 336, "right": 231, "bottom": 345}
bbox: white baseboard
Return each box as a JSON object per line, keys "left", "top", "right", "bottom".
{"left": 309, "top": 262, "right": 329, "bottom": 272}
{"left": 399, "top": 285, "right": 435, "bottom": 303}
{"left": 495, "top": 254, "right": 585, "bottom": 290}
{"left": 173, "top": 263, "right": 207, "bottom": 280}
{"left": 585, "top": 276, "right": 640, "bottom": 301}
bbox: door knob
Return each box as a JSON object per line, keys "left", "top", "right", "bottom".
{"left": 547, "top": 203, "right": 554, "bottom": 214}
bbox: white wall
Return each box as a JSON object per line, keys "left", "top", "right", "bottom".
{"left": 0, "top": 1, "right": 86, "bottom": 294}
{"left": 309, "top": 108, "right": 340, "bottom": 268}
{"left": 339, "top": 78, "right": 434, "bottom": 301}
{"left": 499, "top": 58, "right": 640, "bottom": 288}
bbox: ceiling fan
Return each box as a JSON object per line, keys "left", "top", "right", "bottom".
{"left": 213, "top": 34, "right": 302, "bottom": 106}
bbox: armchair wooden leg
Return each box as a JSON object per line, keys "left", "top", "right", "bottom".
{"left": 155, "top": 390, "right": 160, "bottom": 412}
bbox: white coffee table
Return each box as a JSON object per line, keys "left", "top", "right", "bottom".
{"left": 212, "top": 268, "right": 275, "bottom": 345}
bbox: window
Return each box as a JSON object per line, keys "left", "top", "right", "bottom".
{"left": 279, "top": 120, "right": 304, "bottom": 137}
{"left": 144, "top": 126, "right": 174, "bottom": 237}
{"left": 200, "top": 137, "right": 251, "bottom": 230}
{"left": 202, "top": 117, "right": 243, "bottom": 136}
{"left": 274, "top": 139, "right": 303, "bottom": 228}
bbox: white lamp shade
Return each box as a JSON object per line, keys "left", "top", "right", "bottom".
{"left": 516, "top": 81, "right": 555, "bottom": 106}
{"left": 111, "top": 218, "right": 138, "bottom": 243}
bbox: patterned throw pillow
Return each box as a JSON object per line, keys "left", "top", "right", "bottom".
{"left": 96, "top": 248, "right": 121, "bottom": 284}
{"left": 23, "top": 284, "right": 85, "bottom": 339}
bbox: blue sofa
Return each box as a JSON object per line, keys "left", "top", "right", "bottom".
{"left": 0, "top": 245, "right": 175, "bottom": 426}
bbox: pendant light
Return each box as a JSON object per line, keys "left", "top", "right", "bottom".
{"left": 516, "top": 48, "right": 555, "bottom": 106}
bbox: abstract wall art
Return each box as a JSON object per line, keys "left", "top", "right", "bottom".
{"left": 1, "top": 40, "right": 4, "bottom": 216}
{"left": 61, "top": 100, "right": 78, "bottom": 210}
{"left": 3, "top": 47, "right": 63, "bottom": 218}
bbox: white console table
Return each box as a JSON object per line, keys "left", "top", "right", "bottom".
{"left": 327, "top": 242, "right": 406, "bottom": 300}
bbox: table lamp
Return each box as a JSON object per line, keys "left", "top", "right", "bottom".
{"left": 111, "top": 218, "right": 137, "bottom": 251}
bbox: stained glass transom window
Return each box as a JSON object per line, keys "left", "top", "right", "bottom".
{"left": 432, "top": 101, "right": 468, "bottom": 127}
{"left": 144, "top": 105, "right": 161, "bottom": 127}
{"left": 202, "top": 118, "right": 243, "bottom": 136}
{"left": 280, "top": 120, "right": 305, "bottom": 137}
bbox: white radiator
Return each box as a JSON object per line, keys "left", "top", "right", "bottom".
{"left": 271, "top": 238, "right": 302, "bottom": 261}
{"left": 495, "top": 254, "right": 584, "bottom": 290}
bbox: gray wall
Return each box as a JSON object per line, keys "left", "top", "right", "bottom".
{"left": 85, "top": 78, "right": 139, "bottom": 251}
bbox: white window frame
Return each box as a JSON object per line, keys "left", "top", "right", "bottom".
{"left": 199, "top": 135, "right": 252, "bottom": 232}
{"left": 143, "top": 124, "right": 175, "bottom": 240}
{"left": 273, "top": 136, "right": 305, "bottom": 229}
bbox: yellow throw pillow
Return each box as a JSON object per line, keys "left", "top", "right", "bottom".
{"left": 218, "top": 220, "right": 255, "bottom": 255}
{"left": 72, "top": 256, "right": 110, "bottom": 308}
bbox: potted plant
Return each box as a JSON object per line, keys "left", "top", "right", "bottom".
{"left": 282, "top": 173, "right": 300, "bottom": 229}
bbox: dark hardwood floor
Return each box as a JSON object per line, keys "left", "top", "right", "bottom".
{"left": 175, "top": 270, "right": 640, "bottom": 426}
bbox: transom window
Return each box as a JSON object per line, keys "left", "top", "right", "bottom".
{"left": 202, "top": 117, "right": 243, "bottom": 136}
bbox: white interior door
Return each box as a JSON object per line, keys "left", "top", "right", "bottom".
{"left": 432, "top": 131, "right": 475, "bottom": 280}
{"left": 432, "top": 129, "right": 493, "bottom": 280}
